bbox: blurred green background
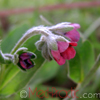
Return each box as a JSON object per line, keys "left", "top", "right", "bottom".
{"left": 0, "top": 0, "right": 100, "bottom": 100}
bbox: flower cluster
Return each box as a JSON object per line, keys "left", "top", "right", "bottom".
{"left": 51, "top": 23, "right": 80, "bottom": 65}
{"left": 0, "top": 22, "right": 80, "bottom": 70}
{"left": 35, "top": 22, "right": 80, "bottom": 65}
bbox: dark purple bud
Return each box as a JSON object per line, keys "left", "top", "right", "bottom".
{"left": 19, "top": 53, "right": 35, "bottom": 60}
{"left": 18, "top": 52, "right": 36, "bottom": 70}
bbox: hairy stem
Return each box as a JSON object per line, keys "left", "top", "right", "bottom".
{"left": 11, "top": 26, "right": 50, "bottom": 54}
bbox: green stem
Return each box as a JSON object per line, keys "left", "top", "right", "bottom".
{"left": 84, "top": 18, "right": 100, "bottom": 39}
{"left": 40, "top": 15, "right": 52, "bottom": 26}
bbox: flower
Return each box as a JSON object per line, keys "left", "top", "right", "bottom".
{"left": 18, "top": 52, "right": 36, "bottom": 70}
{"left": 51, "top": 23, "right": 80, "bottom": 65}
{"left": 35, "top": 22, "right": 80, "bottom": 66}
{"left": 51, "top": 41, "right": 77, "bottom": 65}
{"left": 63, "top": 23, "right": 80, "bottom": 42}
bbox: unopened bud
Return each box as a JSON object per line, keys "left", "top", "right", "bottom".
{"left": 42, "top": 43, "right": 52, "bottom": 61}
{"left": 56, "top": 35, "right": 69, "bottom": 42}
{"left": 47, "top": 35, "right": 58, "bottom": 51}
{"left": 49, "top": 22, "right": 73, "bottom": 34}
{"left": 35, "top": 35, "right": 46, "bottom": 51}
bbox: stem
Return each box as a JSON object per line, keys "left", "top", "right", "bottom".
{"left": 0, "top": 64, "right": 5, "bottom": 86}
{"left": 84, "top": 18, "right": 100, "bottom": 39}
{"left": 4, "top": 53, "right": 13, "bottom": 58}
{"left": 40, "top": 15, "right": 52, "bottom": 26}
{"left": 63, "top": 54, "right": 100, "bottom": 100}
{"left": 11, "top": 26, "right": 50, "bottom": 54}
{"left": 0, "top": 40, "right": 10, "bottom": 63}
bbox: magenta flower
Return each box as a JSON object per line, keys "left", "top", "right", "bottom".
{"left": 18, "top": 52, "right": 35, "bottom": 70}
{"left": 51, "top": 23, "right": 80, "bottom": 65}
{"left": 64, "top": 23, "right": 80, "bottom": 42}
{"left": 35, "top": 22, "right": 80, "bottom": 66}
{"left": 51, "top": 41, "right": 77, "bottom": 65}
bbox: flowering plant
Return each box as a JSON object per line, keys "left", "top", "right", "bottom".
{"left": 0, "top": 18, "right": 99, "bottom": 100}
{"left": 0, "top": 22, "right": 80, "bottom": 70}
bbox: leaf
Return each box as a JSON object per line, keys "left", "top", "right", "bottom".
{"left": 1, "top": 24, "right": 30, "bottom": 53}
{"left": 68, "top": 51, "right": 82, "bottom": 83}
{"left": 28, "top": 60, "right": 59, "bottom": 86}
{"left": 68, "top": 40, "right": 95, "bottom": 83}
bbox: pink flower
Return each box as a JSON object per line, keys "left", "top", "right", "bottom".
{"left": 51, "top": 41, "right": 77, "bottom": 65}
{"left": 64, "top": 23, "right": 80, "bottom": 42}
{"left": 51, "top": 23, "right": 80, "bottom": 65}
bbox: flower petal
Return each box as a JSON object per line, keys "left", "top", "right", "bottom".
{"left": 51, "top": 50, "right": 66, "bottom": 65}
{"left": 61, "top": 46, "right": 76, "bottom": 60}
{"left": 69, "top": 42, "right": 77, "bottom": 46}
{"left": 19, "top": 59, "right": 27, "bottom": 69}
{"left": 51, "top": 50, "right": 60, "bottom": 61}
{"left": 56, "top": 56, "right": 66, "bottom": 65}
{"left": 65, "top": 29, "right": 80, "bottom": 42}
{"left": 19, "top": 59, "right": 34, "bottom": 69}
{"left": 57, "top": 41, "right": 69, "bottom": 53}
{"left": 25, "top": 59, "right": 34, "bottom": 69}
{"left": 71, "top": 23, "right": 80, "bottom": 29}
{"left": 19, "top": 53, "right": 33, "bottom": 60}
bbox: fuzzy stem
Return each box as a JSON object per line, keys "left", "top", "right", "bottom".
{"left": 11, "top": 26, "right": 50, "bottom": 54}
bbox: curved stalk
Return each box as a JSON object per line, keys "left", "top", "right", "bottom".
{"left": 11, "top": 26, "right": 50, "bottom": 54}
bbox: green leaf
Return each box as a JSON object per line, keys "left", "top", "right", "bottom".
{"left": 28, "top": 60, "right": 59, "bottom": 86}
{"left": 68, "top": 51, "right": 82, "bottom": 83}
{"left": 1, "top": 24, "right": 30, "bottom": 53}
{"left": 68, "top": 40, "right": 95, "bottom": 83}
{"left": 0, "top": 58, "right": 59, "bottom": 97}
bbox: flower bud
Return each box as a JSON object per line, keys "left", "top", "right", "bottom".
{"left": 13, "top": 47, "right": 36, "bottom": 71}
{"left": 35, "top": 36, "right": 53, "bottom": 61}
{"left": 13, "top": 47, "right": 28, "bottom": 64}
{"left": 18, "top": 52, "right": 36, "bottom": 71}
{"left": 35, "top": 35, "right": 46, "bottom": 51}
{"left": 49, "top": 22, "right": 74, "bottom": 34}
{"left": 35, "top": 33, "right": 69, "bottom": 61}
{"left": 47, "top": 35, "right": 58, "bottom": 51}
{"left": 55, "top": 35, "right": 69, "bottom": 42}
{"left": 35, "top": 22, "right": 80, "bottom": 65}
{"left": 41, "top": 43, "right": 52, "bottom": 61}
